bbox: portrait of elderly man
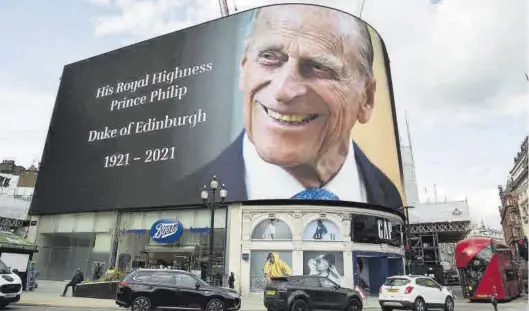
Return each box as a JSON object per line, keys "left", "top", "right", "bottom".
{"left": 182, "top": 4, "right": 402, "bottom": 209}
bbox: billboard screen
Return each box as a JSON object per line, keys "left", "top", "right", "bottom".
{"left": 30, "top": 4, "right": 404, "bottom": 215}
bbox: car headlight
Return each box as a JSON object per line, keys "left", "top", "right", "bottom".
{"left": 226, "top": 292, "right": 240, "bottom": 298}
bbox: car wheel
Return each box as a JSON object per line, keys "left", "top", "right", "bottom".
{"left": 444, "top": 296, "right": 454, "bottom": 311}
{"left": 131, "top": 296, "right": 152, "bottom": 311}
{"left": 413, "top": 297, "right": 426, "bottom": 311}
{"left": 381, "top": 308, "right": 393, "bottom": 311}
{"left": 206, "top": 298, "right": 225, "bottom": 311}
{"left": 291, "top": 299, "right": 309, "bottom": 311}
{"left": 348, "top": 298, "right": 362, "bottom": 311}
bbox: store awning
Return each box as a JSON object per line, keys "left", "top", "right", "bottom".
{"left": 0, "top": 231, "right": 38, "bottom": 252}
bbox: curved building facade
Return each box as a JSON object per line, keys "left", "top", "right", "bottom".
{"left": 225, "top": 201, "right": 405, "bottom": 296}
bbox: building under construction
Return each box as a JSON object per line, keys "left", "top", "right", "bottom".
{"left": 405, "top": 201, "right": 471, "bottom": 285}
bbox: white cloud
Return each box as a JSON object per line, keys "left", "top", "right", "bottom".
{"left": 361, "top": 0, "right": 528, "bottom": 228}
{"left": 0, "top": 88, "right": 55, "bottom": 167}
{"left": 89, "top": 0, "right": 222, "bottom": 44}
{"left": 227, "top": 0, "right": 364, "bottom": 15}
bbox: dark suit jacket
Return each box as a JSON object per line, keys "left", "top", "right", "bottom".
{"left": 177, "top": 132, "right": 403, "bottom": 209}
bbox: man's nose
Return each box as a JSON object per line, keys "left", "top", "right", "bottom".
{"left": 270, "top": 61, "right": 307, "bottom": 103}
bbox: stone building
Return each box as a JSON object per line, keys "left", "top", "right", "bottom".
{"left": 499, "top": 136, "right": 528, "bottom": 243}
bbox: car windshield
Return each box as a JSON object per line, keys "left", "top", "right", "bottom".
{"left": 0, "top": 259, "right": 10, "bottom": 274}
{"left": 384, "top": 278, "right": 410, "bottom": 286}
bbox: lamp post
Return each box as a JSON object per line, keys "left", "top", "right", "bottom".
{"left": 403, "top": 205, "right": 414, "bottom": 275}
{"left": 200, "top": 175, "right": 227, "bottom": 284}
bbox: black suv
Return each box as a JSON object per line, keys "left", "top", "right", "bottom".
{"left": 115, "top": 269, "right": 241, "bottom": 311}
{"left": 264, "top": 276, "right": 363, "bottom": 311}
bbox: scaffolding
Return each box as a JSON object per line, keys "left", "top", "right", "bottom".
{"left": 405, "top": 220, "right": 471, "bottom": 284}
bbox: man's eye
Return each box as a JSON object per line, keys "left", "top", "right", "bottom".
{"left": 258, "top": 51, "right": 281, "bottom": 65}
{"left": 311, "top": 64, "right": 335, "bottom": 79}
{"left": 301, "top": 62, "right": 336, "bottom": 80}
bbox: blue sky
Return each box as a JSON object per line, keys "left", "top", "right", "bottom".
{"left": 0, "top": 0, "right": 527, "bottom": 228}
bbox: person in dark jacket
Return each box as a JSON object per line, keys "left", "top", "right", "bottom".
{"left": 228, "top": 272, "right": 235, "bottom": 289}
{"left": 61, "top": 268, "right": 84, "bottom": 296}
{"left": 92, "top": 263, "right": 103, "bottom": 281}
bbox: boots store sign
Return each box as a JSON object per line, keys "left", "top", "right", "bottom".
{"left": 150, "top": 219, "right": 184, "bottom": 243}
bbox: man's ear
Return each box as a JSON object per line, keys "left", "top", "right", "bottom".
{"left": 357, "top": 77, "right": 376, "bottom": 124}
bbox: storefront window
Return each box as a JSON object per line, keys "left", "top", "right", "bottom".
{"left": 251, "top": 218, "right": 292, "bottom": 240}
{"left": 34, "top": 232, "right": 110, "bottom": 281}
{"left": 250, "top": 251, "right": 292, "bottom": 292}
{"left": 303, "top": 219, "right": 341, "bottom": 241}
{"left": 116, "top": 210, "right": 228, "bottom": 286}
{"left": 303, "top": 251, "right": 344, "bottom": 285}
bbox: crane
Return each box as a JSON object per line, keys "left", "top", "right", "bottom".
{"left": 218, "top": 0, "right": 229, "bottom": 17}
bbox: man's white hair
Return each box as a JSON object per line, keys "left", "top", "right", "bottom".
{"left": 244, "top": 5, "right": 374, "bottom": 80}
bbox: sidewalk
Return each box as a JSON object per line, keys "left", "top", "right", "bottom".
{"left": 18, "top": 280, "right": 120, "bottom": 309}
{"left": 17, "top": 280, "right": 528, "bottom": 310}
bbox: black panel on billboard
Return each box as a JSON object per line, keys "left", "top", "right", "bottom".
{"left": 351, "top": 214, "right": 402, "bottom": 246}
{"left": 30, "top": 4, "right": 404, "bottom": 215}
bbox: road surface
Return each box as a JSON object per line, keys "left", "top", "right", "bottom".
{"left": 5, "top": 305, "right": 529, "bottom": 311}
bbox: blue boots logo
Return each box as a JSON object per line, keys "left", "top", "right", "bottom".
{"left": 150, "top": 219, "right": 183, "bottom": 243}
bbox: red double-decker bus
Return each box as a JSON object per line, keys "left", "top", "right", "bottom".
{"left": 455, "top": 237, "right": 522, "bottom": 301}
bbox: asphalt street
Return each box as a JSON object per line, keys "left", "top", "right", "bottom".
{"left": 5, "top": 306, "right": 118, "bottom": 311}
{"left": 5, "top": 304, "right": 527, "bottom": 311}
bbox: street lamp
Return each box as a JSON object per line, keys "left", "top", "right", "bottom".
{"left": 200, "top": 175, "right": 227, "bottom": 283}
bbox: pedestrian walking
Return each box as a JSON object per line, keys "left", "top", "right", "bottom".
{"left": 92, "top": 263, "right": 103, "bottom": 281}
{"left": 491, "top": 285, "right": 498, "bottom": 311}
{"left": 228, "top": 272, "right": 235, "bottom": 289}
{"left": 61, "top": 268, "right": 84, "bottom": 297}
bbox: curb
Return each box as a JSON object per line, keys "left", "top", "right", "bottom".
{"left": 17, "top": 302, "right": 121, "bottom": 309}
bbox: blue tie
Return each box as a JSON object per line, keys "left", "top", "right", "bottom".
{"left": 292, "top": 189, "right": 339, "bottom": 200}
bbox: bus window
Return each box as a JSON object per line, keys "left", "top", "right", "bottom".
{"left": 505, "top": 269, "right": 516, "bottom": 281}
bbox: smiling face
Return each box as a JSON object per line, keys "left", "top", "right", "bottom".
{"left": 239, "top": 5, "right": 376, "bottom": 187}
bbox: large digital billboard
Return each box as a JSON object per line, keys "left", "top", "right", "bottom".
{"left": 30, "top": 4, "right": 404, "bottom": 215}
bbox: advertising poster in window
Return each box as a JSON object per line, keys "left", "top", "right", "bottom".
{"left": 356, "top": 257, "right": 371, "bottom": 293}
{"left": 250, "top": 251, "right": 292, "bottom": 292}
{"left": 303, "top": 251, "right": 344, "bottom": 285}
{"left": 303, "top": 219, "right": 341, "bottom": 241}
{"left": 251, "top": 219, "right": 293, "bottom": 240}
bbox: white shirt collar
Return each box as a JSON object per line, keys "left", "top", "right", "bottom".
{"left": 243, "top": 134, "right": 366, "bottom": 202}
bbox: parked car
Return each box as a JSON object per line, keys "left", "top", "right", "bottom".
{"left": 115, "top": 268, "right": 241, "bottom": 311}
{"left": 264, "top": 276, "right": 363, "bottom": 311}
{"left": 378, "top": 275, "right": 454, "bottom": 311}
{"left": 0, "top": 259, "right": 22, "bottom": 310}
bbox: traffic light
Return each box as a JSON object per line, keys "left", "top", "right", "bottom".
{"left": 518, "top": 237, "right": 528, "bottom": 261}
